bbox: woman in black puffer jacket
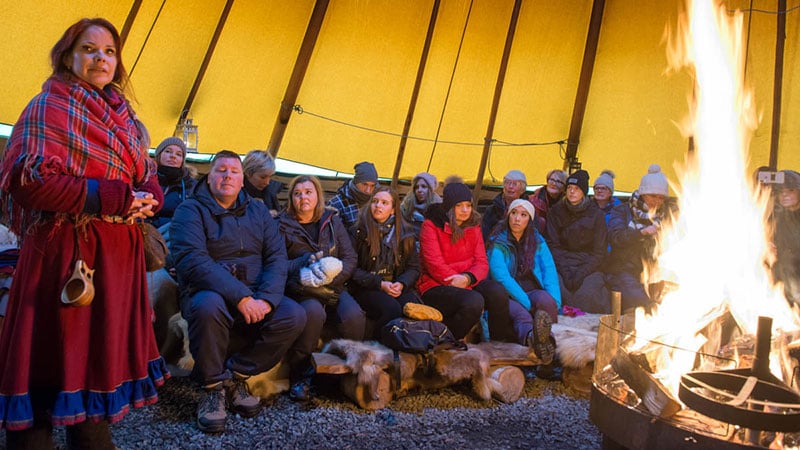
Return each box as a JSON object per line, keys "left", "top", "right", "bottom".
{"left": 349, "top": 187, "right": 420, "bottom": 339}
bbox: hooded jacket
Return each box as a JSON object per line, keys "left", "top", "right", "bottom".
{"left": 349, "top": 218, "right": 420, "bottom": 292}
{"left": 278, "top": 208, "right": 357, "bottom": 292}
{"left": 487, "top": 228, "right": 562, "bottom": 310}
{"left": 417, "top": 203, "right": 488, "bottom": 295}
{"left": 170, "top": 178, "right": 287, "bottom": 311}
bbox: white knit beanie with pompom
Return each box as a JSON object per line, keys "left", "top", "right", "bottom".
{"left": 638, "top": 164, "right": 669, "bottom": 196}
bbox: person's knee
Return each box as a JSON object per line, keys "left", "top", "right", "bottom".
{"left": 188, "top": 291, "right": 227, "bottom": 321}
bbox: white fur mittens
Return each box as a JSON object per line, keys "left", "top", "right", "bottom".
{"left": 300, "top": 256, "right": 343, "bottom": 287}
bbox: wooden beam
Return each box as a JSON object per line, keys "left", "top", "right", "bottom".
{"left": 391, "top": 0, "right": 441, "bottom": 190}
{"left": 120, "top": 0, "right": 143, "bottom": 46}
{"left": 769, "top": 0, "right": 787, "bottom": 169}
{"left": 179, "top": 0, "right": 235, "bottom": 126}
{"left": 472, "top": 0, "right": 523, "bottom": 201}
{"left": 267, "top": 0, "right": 330, "bottom": 157}
{"left": 563, "top": 0, "right": 606, "bottom": 172}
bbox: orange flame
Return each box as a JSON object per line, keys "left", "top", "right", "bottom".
{"left": 628, "top": 0, "right": 800, "bottom": 396}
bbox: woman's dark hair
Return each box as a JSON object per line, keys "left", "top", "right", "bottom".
{"left": 488, "top": 215, "right": 538, "bottom": 275}
{"left": 50, "top": 18, "right": 130, "bottom": 94}
{"left": 446, "top": 206, "right": 480, "bottom": 245}
{"left": 357, "top": 186, "right": 413, "bottom": 266}
{"left": 286, "top": 175, "right": 325, "bottom": 223}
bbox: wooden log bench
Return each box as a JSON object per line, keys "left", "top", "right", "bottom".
{"left": 312, "top": 341, "right": 541, "bottom": 410}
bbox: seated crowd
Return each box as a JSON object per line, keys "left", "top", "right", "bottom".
{"left": 149, "top": 145, "right": 799, "bottom": 433}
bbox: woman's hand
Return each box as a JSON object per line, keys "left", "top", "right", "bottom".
{"left": 380, "top": 281, "right": 403, "bottom": 298}
{"left": 444, "top": 273, "right": 470, "bottom": 289}
{"left": 126, "top": 191, "right": 160, "bottom": 222}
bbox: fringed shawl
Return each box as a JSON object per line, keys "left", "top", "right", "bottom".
{"left": 0, "top": 77, "right": 154, "bottom": 234}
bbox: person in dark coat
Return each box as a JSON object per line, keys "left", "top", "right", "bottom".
{"left": 606, "top": 164, "right": 674, "bottom": 313}
{"left": 243, "top": 149, "right": 283, "bottom": 217}
{"left": 148, "top": 136, "right": 197, "bottom": 231}
{"left": 170, "top": 151, "right": 306, "bottom": 433}
{"left": 770, "top": 169, "right": 800, "bottom": 306}
{"left": 529, "top": 169, "right": 567, "bottom": 239}
{"left": 481, "top": 169, "right": 528, "bottom": 241}
{"left": 546, "top": 170, "right": 610, "bottom": 313}
{"left": 349, "top": 187, "right": 421, "bottom": 338}
{"left": 278, "top": 175, "right": 365, "bottom": 401}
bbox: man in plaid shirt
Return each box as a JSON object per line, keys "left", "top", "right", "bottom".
{"left": 327, "top": 161, "right": 379, "bottom": 229}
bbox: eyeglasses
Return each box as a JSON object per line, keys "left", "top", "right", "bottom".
{"left": 593, "top": 186, "right": 610, "bottom": 192}
{"left": 547, "top": 178, "right": 565, "bottom": 186}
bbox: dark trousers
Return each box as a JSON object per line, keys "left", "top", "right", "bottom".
{"left": 606, "top": 272, "right": 653, "bottom": 312}
{"left": 352, "top": 289, "right": 418, "bottom": 339}
{"left": 184, "top": 290, "right": 306, "bottom": 385}
{"left": 287, "top": 291, "right": 365, "bottom": 381}
{"left": 473, "top": 279, "right": 514, "bottom": 342}
{"left": 421, "top": 284, "right": 484, "bottom": 340}
{"left": 561, "top": 271, "right": 611, "bottom": 314}
{"left": 525, "top": 289, "right": 559, "bottom": 323}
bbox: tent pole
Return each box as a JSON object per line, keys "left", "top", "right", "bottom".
{"left": 473, "top": 0, "right": 523, "bottom": 202}
{"left": 391, "top": 0, "right": 441, "bottom": 190}
{"left": 268, "top": 0, "right": 330, "bottom": 157}
{"left": 563, "top": 0, "right": 606, "bottom": 172}
{"left": 768, "top": 0, "right": 786, "bottom": 169}
{"left": 120, "top": 0, "right": 143, "bottom": 45}
{"left": 179, "top": 0, "right": 235, "bottom": 128}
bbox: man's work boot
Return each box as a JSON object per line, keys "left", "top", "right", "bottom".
{"left": 197, "top": 386, "right": 227, "bottom": 433}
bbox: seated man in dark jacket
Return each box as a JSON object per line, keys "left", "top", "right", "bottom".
{"left": 170, "top": 150, "right": 306, "bottom": 434}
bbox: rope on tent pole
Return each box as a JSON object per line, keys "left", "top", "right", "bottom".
{"left": 426, "top": 0, "right": 475, "bottom": 172}
{"left": 128, "top": 0, "right": 167, "bottom": 78}
{"left": 290, "top": 104, "right": 566, "bottom": 148}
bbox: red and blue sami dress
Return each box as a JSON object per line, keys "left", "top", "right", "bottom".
{"left": 0, "top": 77, "right": 168, "bottom": 430}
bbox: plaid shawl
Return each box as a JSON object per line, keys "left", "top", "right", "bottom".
{"left": 0, "top": 77, "right": 154, "bottom": 233}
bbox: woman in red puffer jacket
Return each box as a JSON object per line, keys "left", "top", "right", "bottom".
{"left": 417, "top": 183, "right": 511, "bottom": 341}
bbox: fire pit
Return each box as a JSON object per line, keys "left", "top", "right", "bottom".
{"left": 590, "top": 315, "right": 800, "bottom": 449}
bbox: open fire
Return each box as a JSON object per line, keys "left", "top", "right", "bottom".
{"left": 591, "top": 0, "right": 800, "bottom": 448}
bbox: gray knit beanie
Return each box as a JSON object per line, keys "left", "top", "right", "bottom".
{"left": 638, "top": 164, "right": 669, "bottom": 196}
{"left": 594, "top": 170, "right": 615, "bottom": 192}
{"left": 155, "top": 137, "right": 187, "bottom": 166}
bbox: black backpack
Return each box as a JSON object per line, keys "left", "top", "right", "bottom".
{"left": 380, "top": 318, "right": 467, "bottom": 389}
{"left": 380, "top": 318, "right": 459, "bottom": 354}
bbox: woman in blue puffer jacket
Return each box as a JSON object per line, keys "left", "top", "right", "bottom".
{"left": 486, "top": 199, "right": 559, "bottom": 365}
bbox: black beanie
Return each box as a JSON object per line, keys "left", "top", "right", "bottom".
{"left": 353, "top": 161, "right": 378, "bottom": 185}
{"left": 567, "top": 170, "right": 590, "bottom": 196}
{"left": 442, "top": 183, "right": 473, "bottom": 212}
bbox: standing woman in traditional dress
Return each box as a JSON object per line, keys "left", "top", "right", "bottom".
{"left": 0, "top": 18, "right": 168, "bottom": 448}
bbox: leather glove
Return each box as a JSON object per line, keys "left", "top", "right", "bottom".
{"left": 286, "top": 281, "right": 339, "bottom": 307}
{"left": 304, "top": 285, "right": 339, "bottom": 307}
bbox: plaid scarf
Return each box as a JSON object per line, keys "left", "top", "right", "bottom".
{"left": 628, "top": 190, "right": 662, "bottom": 230}
{"left": 0, "top": 77, "right": 154, "bottom": 233}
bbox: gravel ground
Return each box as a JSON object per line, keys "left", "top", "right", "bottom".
{"left": 0, "top": 370, "right": 602, "bottom": 449}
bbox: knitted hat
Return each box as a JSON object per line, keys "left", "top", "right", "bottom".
{"left": 507, "top": 198, "right": 536, "bottom": 220}
{"left": 567, "top": 170, "right": 590, "bottom": 196}
{"left": 638, "top": 164, "right": 669, "bottom": 196}
{"left": 442, "top": 182, "right": 472, "bottom": 212}
{"left": 300, "top": 256, "right": 343, "bottom": 287}
{"left": 778, "top": 170, "right": 800, "bottom": 190}
{"left": 353, "top": 161, "right": 378, "bottom": 185}
{"left": 594, "top": 170, "right": 615, "bottom": 192}
{"left": 504, "top": 170, "right": 527, "bottom": 186}
{"left": 155, "top": 137, "right": 187, "bottom": 166}
{"left": 546, "top": 169, "right": 567, "bottom": 185}
{"left": 413, "top": 172, "right": 438, "bottom": 192}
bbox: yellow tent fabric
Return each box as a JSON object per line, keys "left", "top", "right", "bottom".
{"left": 2, "top": 0, "right": 799, "bottom": 192}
